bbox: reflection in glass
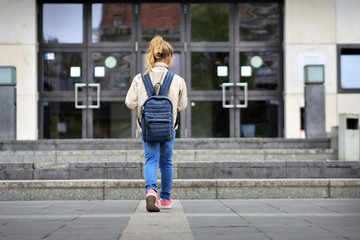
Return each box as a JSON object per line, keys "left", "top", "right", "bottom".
{"left": 191, "top": 101, "right": 229, "bottom": 138}
{"left": 141, "top": 4, "right": 180, "bottom": 42}
{"left": 93, "top": 102, "right": 131, "bottom": 138}
{"left": 43, "top": 4, "right": 83, "bottom": 44}
{"left": 43, "top": 52, "right": 82, "bottom": 91}
{"left": 141, "top": 53, "right": 181, "bottom": 76}
{"left": 239, "top": 3, "right": 279, "bottom": 42}
{"left": 191, "top": 52, "right": 229, "bottom": 90}
{"left": 43, "top": 102, "right": 82, "bottom": 139}
{"left": 240, "top": 101, "right": 278, "bottom": 137}
{"left": 92, "top": 52, "right": 131, "bottom": 90}
{"left": 240, "top": 52, "right": 279, "bottom": 90}
{"left": 92, "top": 4, "right": 132, "bottom": 43}
{"left": 191, "top": 4, "right": 229, "bottom": 42}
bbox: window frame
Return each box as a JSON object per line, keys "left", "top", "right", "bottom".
{"left": 337, "top": 44, "right": 360, "bottom": 93}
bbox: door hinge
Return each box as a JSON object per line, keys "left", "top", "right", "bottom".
{"left": 184, "top": 5, "right": 187, "bottom": 15}
{"left": 135, "top": 42, "right": 138, "bottom": 52}
{"left": 184, "top": 42, "right": 187, "bottom": 52}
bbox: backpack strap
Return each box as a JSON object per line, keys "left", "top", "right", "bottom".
{"left": 159, "top": 71, "right": 175, "bottom": 96}
{"left": 141, "top": 73, "right": 155, "bottom": 97}
{"left": 142, "top": 71, "right": 175, "bottom": 97}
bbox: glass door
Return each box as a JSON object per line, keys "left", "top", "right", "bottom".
{"left": 187, "top": 3, "right": 234, "bottom": 138}
{"left": 189, "top": 51, "right": 232, "bottom": 138}
{"left": 235, "top": 2, "right": 283, "bottom": 137}
{"left": 237, "top": 51, "right": 282, "bottom": 137}
{"left": 88, "top": 51, "right": 133, "bottom": 138}
{"left": 187, "top": 2, "right": 283, "bottom": 138}
{"left": 39, "top": 3, "right": 134, "bottom": 139}
{"left": 40, "top": 49, "right": 86, "bottom": 138}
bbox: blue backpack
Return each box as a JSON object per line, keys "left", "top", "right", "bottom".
{"left": 140, "top": 71, "right": 175, "bottom": 143}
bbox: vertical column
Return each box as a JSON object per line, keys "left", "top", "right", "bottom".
{"left": 0, "top": 0, "right": 38, "bottom": 140}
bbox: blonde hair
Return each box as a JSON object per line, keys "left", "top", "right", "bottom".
{"left": 145, "top": 35, "right": 173, "bottom": 74}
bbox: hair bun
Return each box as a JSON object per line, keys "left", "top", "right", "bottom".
{"left": 144, "top": 35, "right": 174, "bottom": 74}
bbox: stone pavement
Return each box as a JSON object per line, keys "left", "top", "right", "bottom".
{"left": 0, "top": 199, "right": 359, "bottom": 240}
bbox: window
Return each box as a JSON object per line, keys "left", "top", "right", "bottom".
{"left": 42, "top": 4, "right": 83, "bottom": 44}
{"left": 92, "top": 4, "right": 132, "bottom": 43}
{"left": 338, "top": 46, "right": 360, "bottom": 93}
{"left": 190, "top": 4, "right": 229, "bottom": 42}
{"left": 191, "top": 52, "right": 229, "bottom": 90}
{"left": 238, "top": 3, "right": 280, "bottom": 42}
{"left": 141, "top": 4, "right": 181, "bottom": 42}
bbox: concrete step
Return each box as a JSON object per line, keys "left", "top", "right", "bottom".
{"left": 0, "top": 138, "right": 332, "bottom": 151}
{"left": 1, "top": 161, "right": 358, "bottom": 180}
{"left": 0, "top": 148, "right": 336, "bottom": 163}
{"left": 0, "top": 179, "right": 359, "bottom": 201}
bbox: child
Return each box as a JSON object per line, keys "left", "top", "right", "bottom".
{"left": 125, "top": 35, "right": 188, "bottom": 212}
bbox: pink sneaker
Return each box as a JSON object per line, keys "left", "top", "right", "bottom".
{"left": 160, "top": 199, "right": 173, "bottom": 209}
{"left": 146, "top": 189, "right": 160, "bottom": 212}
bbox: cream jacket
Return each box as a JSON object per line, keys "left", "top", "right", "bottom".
{"left": 125, "top": 62, "right": 188, "bottom": 133}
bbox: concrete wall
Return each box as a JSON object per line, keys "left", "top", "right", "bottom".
{"left": 284, "top": 0, "right": 360, "bottom": 138}
{"left": 0, "top": 0, "right": 38, "bottom": 140}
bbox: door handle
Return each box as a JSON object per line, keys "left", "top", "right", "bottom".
{"left": 88, "top": 83, "right": 100, "bottom": 109}
{"left": 235, "top": 82, "right": 248, "bottom": 108}
{"left": 75, "top": 83, "right": 87, "bottom": 109}
{"left": 221, "top": 82, "right": 235, "bottom": 108}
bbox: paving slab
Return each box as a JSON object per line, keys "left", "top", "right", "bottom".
{"left": 0, "top": 199, "right": 359, "bottom": 240}
{"left": 119, "top": 200, "right": 195, "bottom": 240}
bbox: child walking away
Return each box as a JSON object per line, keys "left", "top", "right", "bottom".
{"left": 125, "top": 35, "right": 188, "bottom": 212}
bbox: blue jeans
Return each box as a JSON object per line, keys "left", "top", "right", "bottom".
{"left": 142, "top": 132, "right": 175, "bottom": 200}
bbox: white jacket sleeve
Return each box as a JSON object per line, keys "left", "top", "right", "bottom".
{"left": 177, "top": 78, "right": 188, "bottom": 112}
{"left": 125, "top": 76, "right": 139, "bottom": 110}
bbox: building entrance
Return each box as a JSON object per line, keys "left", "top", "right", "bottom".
{"left": 38, "top": 1, "right": 283, "bottom": 139}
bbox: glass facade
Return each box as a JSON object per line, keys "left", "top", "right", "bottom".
{"left": 43, "top": 102, "right": 82, "bottom": 139}
{"left": 43, "top": 4, "right": 83, "bottom": 44}
{"left": 238, "top": 3, "right": 279, "bottom": 42}
{"left": 42, "top": 52, "right": 82, "bottom": 91}
{"left": 39, "top": 1, "right": 283, "bottom": 139}
{"left": 91, "top": 52, "right": 132, "bottom": 90}
{"left": 190, "top": 4, "right": 229, "bottom": 42}
{"left": 92, "top": 4, "right": 132, "bottom": 43}
{"left": 141, "top": 4, "right": 181, "bottom": 42}
{"left": 240, "top": 101, "right": 279, "bottom": 137}
{"left": 93, "top": 102, "right": 131, "bottom": 138}
{"left": 191, "top": 52, "right": 229, "bottom": 91}
{"left": 191, "top": 101, "right": 229, "bottom": 138}
{"left": 240, "top": 52, "right": 280, "bottom": 90}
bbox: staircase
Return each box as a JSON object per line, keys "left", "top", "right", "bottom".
{"left": 0, "top": 138, "right": 359, "bottom": 200}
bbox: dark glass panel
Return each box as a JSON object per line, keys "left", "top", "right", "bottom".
{"left": 191, "top": 101, "right": 229, "bottom": 138}
{"left": 191, "top": 52, "right": 229, "bottom": 90}
{"left": 43, "top": 102, "right": 82, "bottom": 139}
{"left": 141, "top": 4, "right": 181, "bottom": 42}
{"left": 240, "top": 52, "right": 279, "bottom": 90}
{"left": 43, "top": 4, "right": 83, "bottom": 44}
{"left": 191, "top": 4, "right": 229, "bottom": 42}
{"left": 239, "top": 3, "right": 279, "bottom": 42}
{"left": 43, "top": 52, "right": 82, "bottom": 91}
{"left": 240, "top": 100, "right": 279, "bottom": 137}
{"left": 92, "top": 52, "right": 132, "bottom": 91}
{"left": 93, "top": 102, "right": 131, "bottom": 138}
{"left": 92, "top": 4, "right": 132, "bottom": 43}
